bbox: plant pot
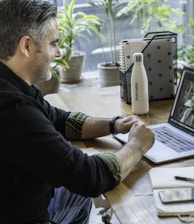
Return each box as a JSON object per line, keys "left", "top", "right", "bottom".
{"left": 97, "top": 62, "right": 120, "bottom": 87}
{"left": 61, "top": 52, "right": 85, "bottom": 83}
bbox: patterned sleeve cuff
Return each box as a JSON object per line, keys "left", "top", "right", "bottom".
{"left": 65, "top": 112, "right": 88, "bottom": 140}
{"left": 96, "top": 152, "right": 122, "bottom": 183}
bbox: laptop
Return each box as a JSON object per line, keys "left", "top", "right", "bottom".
{"left": 114, "top": 66, "right": 194, "bottom": 164}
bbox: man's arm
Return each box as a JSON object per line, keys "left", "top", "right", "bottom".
{"left": 81, "top": 115, "right": 154, "bottom": 181}
{"left": 81, "top": 115, "right": 139, "bottom": 139}
{"left": 96, "top": 121, "right": 154, "bottom": 181}
{"left": 114, "top": 121, "right": 154, "bottom": 181}
{"left": 53, "top": 107, "right": 154, "bottom": 182}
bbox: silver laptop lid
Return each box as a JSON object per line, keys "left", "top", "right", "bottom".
{"left": 169, "top": 66, "right": 194, "bottom": 136}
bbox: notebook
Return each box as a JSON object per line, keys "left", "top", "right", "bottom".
{"left": 149, "top": 167, "right": 194, "bottom": 217}
{"left": 114, "top": 66, "right": 194, "bottom": 164}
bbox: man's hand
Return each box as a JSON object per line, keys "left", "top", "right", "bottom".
{"left": 126, "top": 121, "right": 155, "bottom": 154}
{"left": 114, "top": 115, "right": 140, "bottom": 134}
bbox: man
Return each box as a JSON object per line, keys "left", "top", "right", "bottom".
{"left": 0, "top": 0, "right": 154, "bottom": 223}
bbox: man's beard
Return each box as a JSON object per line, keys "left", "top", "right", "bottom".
{"left": 39, "top": 70, "right": 52, "bottom": 83}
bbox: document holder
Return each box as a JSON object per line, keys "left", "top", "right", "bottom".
{"left": 119, "top": 31, "right": 177, "bottom": 104}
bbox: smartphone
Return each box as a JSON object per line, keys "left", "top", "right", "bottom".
{"left": 159, "top": 188, "right": 194, "bottom": 204}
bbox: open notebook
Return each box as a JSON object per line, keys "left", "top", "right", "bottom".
{"left": 114, "top": 66, "right": 194, "bottom": 164}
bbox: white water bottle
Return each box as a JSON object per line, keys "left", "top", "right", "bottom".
{"left": 131, "top": 53, "right": 149, "bottom": 114}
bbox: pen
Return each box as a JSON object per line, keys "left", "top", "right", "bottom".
{"left": 174, "top": 176, "right": 194, "bottom": 182}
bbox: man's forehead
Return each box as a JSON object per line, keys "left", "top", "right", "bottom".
{"left": 45, "top": 18, "right": 59, "bottom": 38}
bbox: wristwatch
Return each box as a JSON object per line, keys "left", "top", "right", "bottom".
{"left": 109, "top": 116, "right": 120, "bottom": 134}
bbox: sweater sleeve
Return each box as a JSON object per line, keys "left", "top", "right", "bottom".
{"left": 96, "top": 152, "right": 122, "bottom": 183}
{"left": 65, "top": 112, "right": 88, "bottom": 140}
{"left": 42, "top": 99, "right": 88, "bottom": 140}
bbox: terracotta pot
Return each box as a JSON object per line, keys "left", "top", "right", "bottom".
{"left": 97, "top": 62, "right": 120, "bottom": 87}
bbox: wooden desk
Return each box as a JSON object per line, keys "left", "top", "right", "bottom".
{"left": 45, "top": 86, "right": 194, "bottom": 224}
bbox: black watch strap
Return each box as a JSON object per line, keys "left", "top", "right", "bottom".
{"left": 109, "top": 116, "right": 120, "bottom": 134}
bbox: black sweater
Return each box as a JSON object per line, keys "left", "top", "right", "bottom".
{"left": 0, "top": 62, "right": 118, "bottom": 224}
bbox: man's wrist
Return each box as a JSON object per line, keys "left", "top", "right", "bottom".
{"left": 109, "top": 116, "right": 120, "bottom": 134}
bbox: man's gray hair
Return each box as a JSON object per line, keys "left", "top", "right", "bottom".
{"left": 0, "top": 0, "right": 57, "bottom": 60}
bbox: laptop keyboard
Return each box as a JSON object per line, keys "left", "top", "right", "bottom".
{"left": 152, "top": 126, "right": 194, "bottom": 153}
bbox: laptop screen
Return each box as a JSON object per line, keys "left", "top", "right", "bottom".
{"left": 169, "top": 66, "right": 194, "bottom": 135}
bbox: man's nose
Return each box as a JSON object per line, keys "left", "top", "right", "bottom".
{"left": 56, "top": 47, "right": 62, "bottom": 58}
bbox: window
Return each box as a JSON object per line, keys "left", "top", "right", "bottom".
{"left": 53, "top": 0, "right": 194, "bottom": 73}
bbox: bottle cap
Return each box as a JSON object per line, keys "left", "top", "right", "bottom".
{"left": 133, "top": 53, "right": 143, "bottom": 62}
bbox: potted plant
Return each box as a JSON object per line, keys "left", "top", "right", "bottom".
{"left": 56, "top": 0, "right": 104, "bottom": 83}
{"left": 88, "top": 0, "right": 125, "bottom": 87}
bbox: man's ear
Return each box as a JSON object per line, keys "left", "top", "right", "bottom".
{"left": 18, "top": 36, "right": 34, "bottom": 58}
